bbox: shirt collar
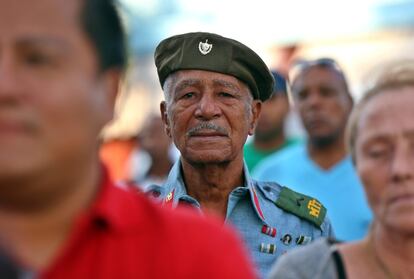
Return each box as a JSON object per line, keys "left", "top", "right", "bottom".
{"left": 77, "top": 165, "right": 145, "bottom": 233}
{"left": 163, "top": 159, "right": 267, "bottom": 223}
{"left": 162, "top": 160, "right": 192, "bottom": 206}
{"left": 40, "top": 165, "right": 147, "bottom": 279}
{"left": 243, "top": 163, "right": 267, "bottom": 224}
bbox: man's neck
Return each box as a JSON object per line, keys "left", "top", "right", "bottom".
{"left": 0, "top": 161, "right": 100, "bottom": 271}
{"left": 253, "top": 133, "right": 286, "bottom": 152}
{"left": 181, "top": 157, "right": 245, "bottom": 219}
{"left": 307, "top": 138, "right": 347, "bottom": 170}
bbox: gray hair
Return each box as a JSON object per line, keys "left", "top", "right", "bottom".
{"left": 162, "top": 74, "right": 177, "bottom": 105}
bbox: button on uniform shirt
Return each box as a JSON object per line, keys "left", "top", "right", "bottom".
{"left": 147, "top": 160, "right": 335, "bottom": 278}
{"left": 34, "top": 167, "right": 256, "bottom": 279}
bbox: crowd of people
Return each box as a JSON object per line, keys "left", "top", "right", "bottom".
{"left": 0, "top": 0, "right": 412, "bottom": 278}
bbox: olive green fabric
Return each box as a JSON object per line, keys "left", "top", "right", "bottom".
{"left": 275, "top": 186, "right": 327, "bottom": 228}
{"left": 154, "top": 32, "right": 275, "bottom": 102}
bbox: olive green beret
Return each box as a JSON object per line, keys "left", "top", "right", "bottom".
{"left": 154, "top": 32, "right": 275, "bottom": 102}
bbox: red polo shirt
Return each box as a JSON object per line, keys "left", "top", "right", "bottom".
{"left": 40, "top": 169, "right": 256, "bottom": 279}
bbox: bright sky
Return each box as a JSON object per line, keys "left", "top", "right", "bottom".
{"left": 120, "top": 0, "right": 405, "bottom": 49}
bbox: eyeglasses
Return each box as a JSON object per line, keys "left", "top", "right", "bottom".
{"left": 288, "top": 57, "right": 345, "bottom": 84}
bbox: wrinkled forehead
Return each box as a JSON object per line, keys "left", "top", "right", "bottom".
{"left": 292, "top": 65, "right": 347, "bottom": 91}
{"left": 166, "top": 69, "right": 251, "bottom": 93}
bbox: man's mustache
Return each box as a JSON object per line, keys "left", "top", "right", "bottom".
{"left": 187, "top": 122, "right": 229, "bottom": 136}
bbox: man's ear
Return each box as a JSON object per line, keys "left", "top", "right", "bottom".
{"left": 99, "top": 69, "right": 123, "bottom": 126}
{"left": 160, "top": 101, "right": 172, "bottom": 138}
{"left": 248, "top": 100, "right": 262, "bottom": 136}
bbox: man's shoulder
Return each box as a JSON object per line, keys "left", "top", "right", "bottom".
{"left": 267, "top": 238, "right": 335, "bottom": 279}
{"left": 253, "top": 181, "right": 332, "bottom": 232}
{"left": 133, "top": 192, "right": 256, "bottom": 278}
{"left": 125, "top": 186, "right": 240, "bottom": 243}
{"left": 72, "top": 182, "right": 256, "bottom": 278}
{"left": 262, "top": 143, "right": 305, "bottom": 165}
{"left": 273, "top": 186, "right": 328, "bottom": 229}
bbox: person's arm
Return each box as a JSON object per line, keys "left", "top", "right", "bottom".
{"left": 266, "top": 252, "right": 306, "bottom": 279}
{"left": 267, "top": 238, "right": 336, "bottom": 279}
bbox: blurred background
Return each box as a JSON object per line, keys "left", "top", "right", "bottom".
{"left": 99, "top": 0, "right": 414, "bottom": 181}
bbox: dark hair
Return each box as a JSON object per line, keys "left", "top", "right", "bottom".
{"left": 271, "top": 70, "right": 288, "bottom": 94}
{"left": 81, "top": 0, "right": 127, "bottom": 71}
{"left": 289, "top": 58, "right": 350, "bottom": 94}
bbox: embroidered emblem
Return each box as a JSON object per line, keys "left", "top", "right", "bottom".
{"left": 260, "top": 243, "right": 276, "bottom": 254}
{"left": 275, "top": 187, "right": 327, "bottom": 228}
{"left": 307, "top": 199, "right": 322, "bottom": 218}
{"left": 261, "top": 225, "right": 276, "bottom": 237}
{"left": 281, "top": 234, "right": 292, "bottom": 245}
{"left": 198, "top": 39, "right": 213, "bottom": 55}
{"left": 296, "top": 197, "right": 305, "bottom": 206}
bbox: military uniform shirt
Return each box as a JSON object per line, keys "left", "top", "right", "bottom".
{"left": 147, "top": 160, "right": 335, "bottom": 278}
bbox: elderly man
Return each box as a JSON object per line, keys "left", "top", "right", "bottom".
{"left": 149, "top": 32, "right": 333, "bottom": 278}
{"left": 254, "top": 58, "right": 372, "bottom": 241}
{"left": 0, "top": 1, "right": 256, "bottom": 278}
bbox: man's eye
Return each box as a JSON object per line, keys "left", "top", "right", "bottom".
{"left": 296, "top": 90, "right": 308, "bottom": 100}
{"left": 182, "top": 92, "right": 195, "bottom": 99}
{"left": 24, "top": 52, "right": 52, "bottom": 66}
{"left": 320, "top": 88, "right": 335, "bottom": 97}
{"left": 219, "top": 92, "right": 234, "bottom": 98}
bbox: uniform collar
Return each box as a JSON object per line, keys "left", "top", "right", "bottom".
{"left": 243, "top": 163, "right": 267, "bottom": 224}
{"left": 162, "top": 160, "right": 193, "bottom": 206}
{"left": 162, "top": 159, "right": 267, "bottom": 224}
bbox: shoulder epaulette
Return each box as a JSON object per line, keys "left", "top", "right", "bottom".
{"left": 275, "top": 186, "right": 327, "bottom": 228}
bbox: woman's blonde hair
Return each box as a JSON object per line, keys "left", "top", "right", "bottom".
{"left": 346, "top": 61, "right": 414, "bottom": 164}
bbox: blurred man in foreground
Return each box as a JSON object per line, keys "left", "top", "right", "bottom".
{"left": 0, "top": 1, "right": 256, "bottom": 278}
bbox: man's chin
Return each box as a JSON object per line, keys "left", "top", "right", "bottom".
{"left": 309, "top": 134, "right": 337, "bottom": 147}
{"left": 183, "top": 152, "right": 231, "bottom": 166}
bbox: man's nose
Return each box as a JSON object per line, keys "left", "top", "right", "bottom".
{"left": 194, "top": 93, "right": 221, "bottom": 120}
{"left": 305, "top": 91, "right": 323, "bottom": 108}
